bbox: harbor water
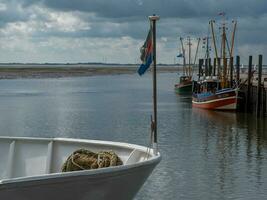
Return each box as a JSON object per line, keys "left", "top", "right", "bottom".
{"left": 0, "top": 73, "right": 266, "bottom": 200}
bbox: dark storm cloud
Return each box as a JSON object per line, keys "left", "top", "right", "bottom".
{"left": 28, "top": 16, "right": 207, "bottom": 42}
{"left": 0, "top": 0, "right": 266, "bottom": 63}
{"left": 21, "top": 0, "right": 267, "bottom": 20}
{"left": 17, "top": 0, "right": 267, "bottom": 44}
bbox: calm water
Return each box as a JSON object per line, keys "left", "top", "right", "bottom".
{"left": 0, "top": 73, "right": 266, "bottom": 200}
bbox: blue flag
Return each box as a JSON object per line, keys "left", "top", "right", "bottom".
{"left": 138, "top": 28, "right": 153, "bottom": 76}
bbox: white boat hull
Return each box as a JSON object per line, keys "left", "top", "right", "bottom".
{"left": 0, "top": 162, "right": 157, "bottom": 200}
{"left": 0, "top": 137, "right": 161, "bottom": 200}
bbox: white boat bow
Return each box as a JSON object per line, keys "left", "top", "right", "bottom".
{"left": 0, "top": 137, "right": 161, "bottom": 200}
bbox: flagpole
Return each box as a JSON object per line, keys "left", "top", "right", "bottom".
{"left": 149, "top": 14, "right": 160, "bottom": 154}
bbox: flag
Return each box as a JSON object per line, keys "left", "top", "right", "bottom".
{"left": 177, "top": 53, "right": 183, "bottom": 58}
{"left": 138, "top": 27, "right": 153, "bottom": 75}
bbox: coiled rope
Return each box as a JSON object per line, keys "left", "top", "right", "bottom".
{"left": 62, "top": 149, "right": 123, "bottom": 172}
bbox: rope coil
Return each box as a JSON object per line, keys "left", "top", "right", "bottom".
{"left": 62, "top": 149, "right": 123, "bottom": 172}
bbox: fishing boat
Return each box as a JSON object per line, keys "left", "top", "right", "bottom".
{"left": 192, "top": 77, "right": 238, "bottom": 110}
{"left": 0, "top": 137, "right": 161, "bottom": 200}
{"left": 175, "top": 37, "right": 200, "bottom": 94}
{"left": 175, "top": 75, "right": 192, "bottom": 93}
{"left": 192, "top": 16, "right": 238, "bottom": 110}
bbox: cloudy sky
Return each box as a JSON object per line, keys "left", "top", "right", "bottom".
{"left": 0, "top": 0, "right": 266, "bottom": 64}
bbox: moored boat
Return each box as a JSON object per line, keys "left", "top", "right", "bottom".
{"left": 192, "top": 83, "right": 238, "bottom": 110}
{"left": 0, "top": 137, "right": 161, "bottom": 200}
{"left": 174, "top": 75, "right": 192, "bottom": 93}
{"left": 192, "top": 79, "right": 238, "bottom": 110}
{"left": 174, "top": 37, "right": 200, "bottom": 94}
{"left": 192, "top": 15, "right": 238, "bottom": 110}
{"left": 192, "top": 88, "right": 238, "bottom": 110}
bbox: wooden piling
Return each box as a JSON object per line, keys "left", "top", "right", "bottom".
{"left": 246, "top": 56, "right": 253, "bottom": 112}
{"left": 236, "top": 55, "right": 240, "bottom": 82}
{"left": 257, "top": 55, "right": 263, "bottom": 117}
{"left": 213, "top": 58, "right": 216, "bottom": 76}
{"left": 198, "top": 59, "right": 203, "bottom": 80}
{"left": 263, "top": 88, "right": 267, "bottom": 116}
{"left": 217, "top": 58, "right": 221, "bottom": 78}
{"left": 208, "top": 58, "right": 212, "bottom": 76}
{"left": 230, "top": 57, "right": 233, "bottom": 88}
{"left": 205, "top": 58, "right": 208, "bottom": 76}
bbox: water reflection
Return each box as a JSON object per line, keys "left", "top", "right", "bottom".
{"left": 191, "top": 109, "right": 267, "bottom": 199}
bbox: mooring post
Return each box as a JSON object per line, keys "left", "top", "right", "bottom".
{"left": 205, "top": 58, "right": 208, "bottom": 77}
{"left": 213, "top": 58, "right": 216, "bottom": 76}
{"left": 236, "top": 55, "right": 240, "bottom": 83}
{"left": 263, "top": 88, "right": 267, "bottom": 117}
{"left": 246, "top": 55, "right": 253, "bottom": 112}
{"left": 217, "top": 58, "right": 221, "bottom": 79}
{"left": 198, "top": 59, "right": 203, "bottom": 80}
{"left": 208, "top": 58, "right": 212, "bottom": 76}
{"left": 257, "top": 55, "right": 263, "bottom": 117}
{"left": 230, "top": 57, "right": 234, "bottom": 88}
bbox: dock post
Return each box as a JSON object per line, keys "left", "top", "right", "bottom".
{"left": 208, "top": 58, "right": 212, "bottom": 76}
{"left": 257, "top": 55, "right": 263, "bottom": 117}
{"left": 263, "top": 88, "right": 267, "bottom": 116}
{"left": 246, "top": 56, "right": 253, "bottom": 112}
{"left": 205, "top": 58, "right": 208, "bottom": 77}
{"left": 217, "top": 58, "right": 221, "bottom": 79}
{"left": 213, "top": 58, "right": 216, "bottom": 76}
{"left": 230, "top": 57, "right": 233, "bottom": 87}
{"left": 198, "top": 59, "right": 203, "bottom": 80}
{"left": 236, "top": 55, "right": 240, "bottom": 83}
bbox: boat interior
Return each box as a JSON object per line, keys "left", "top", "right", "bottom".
{"left": 0, "top": 137, "right": 152, "bottom": 182}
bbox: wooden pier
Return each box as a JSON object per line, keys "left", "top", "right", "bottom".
{"left": 238, "top": 55, "right": 267, "bottom": 117}
{"left": 198, "top": 55, "right": 267, "bottom": 117}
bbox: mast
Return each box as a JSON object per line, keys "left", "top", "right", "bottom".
{"left": 187, "top": 36, "right": 192, "bottom": 77}
{"left": 149, "top": 14, "right": 160, "bottom": 154}
{"left": 193, "top": 38, "right": 201, "bottom": 65}
{"left": 225, "top": 37, "right": 231, "bottom": 57}
{"left": 180, "top": 37, "right": 186, "bottom": 75}
{"left": 222, "top": 19, "right": 227, "bottom": 88}
{"left": 210, "top": 20, "right": 219, "bottom": 76}
{"left": 230, "top": 20, "right": 237, "bottom": 58}
{"left": 206, "top": 36, "right": 210, "bottom": 77}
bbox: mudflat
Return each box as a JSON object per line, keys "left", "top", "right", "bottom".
{"left": 0, "top": 65, "right": 179, "bottom": 79}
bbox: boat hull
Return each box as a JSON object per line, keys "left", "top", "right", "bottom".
{"left": 0, "top": 160, "right": 158, "bottom": 200}
{"left": 192, "top": 89, "right": 238, "bottom": 110}
{"left": 175, "top": 83, "right": 192, "bottom": 93}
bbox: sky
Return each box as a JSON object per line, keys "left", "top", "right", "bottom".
{"left": 0, "top": 0, "right": 266, "bottom": 64}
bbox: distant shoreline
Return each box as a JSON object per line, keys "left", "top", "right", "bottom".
{"left": 0, "top": 66, "right": 179, "bottom": 79}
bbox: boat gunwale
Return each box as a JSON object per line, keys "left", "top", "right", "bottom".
{"left": 192, "top": 95, "right": 237, "bottom": 104}
{"left": 175, "top": 83, "right": 192, "bottom": 88}
{"left": 192, "top": 88, "right": 237, "bottom": 99}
